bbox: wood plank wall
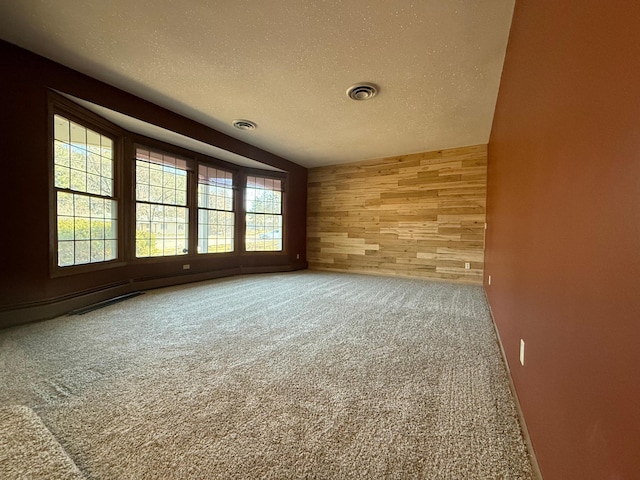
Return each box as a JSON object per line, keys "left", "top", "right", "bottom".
{"left": 307, "top": 144, "right": 487, "bottom": 284}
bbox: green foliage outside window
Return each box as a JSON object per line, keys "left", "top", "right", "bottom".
{"left": 135, "top": 229, "right": 163, "bottom": 257}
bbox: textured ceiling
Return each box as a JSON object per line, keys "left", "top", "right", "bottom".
{"left": 0, "top": 0, "right": 514, "bottom": 168}
{"left": 63, "top": 95, "right": 284, "bottom": 172}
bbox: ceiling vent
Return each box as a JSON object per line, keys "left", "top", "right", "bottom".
{"left": 346, "top": 83, "right": 378, "bottom": 101}
{"left": 232, "top": 119, "right": 257, "bottom": 130}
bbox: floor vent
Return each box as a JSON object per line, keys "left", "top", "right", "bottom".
{"left": 69, "top": 292, "right": 144, "bottom": 315}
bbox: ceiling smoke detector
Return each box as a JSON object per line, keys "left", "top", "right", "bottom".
{"left": 346, "top": 83, "right": 378, "bottom": 101}
{"left": 232, "top": 119, "right": 257, "bottom": 130}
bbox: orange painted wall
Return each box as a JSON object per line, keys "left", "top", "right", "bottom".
{"left": 486, "top": 1, "right": 640, "bottom": 478}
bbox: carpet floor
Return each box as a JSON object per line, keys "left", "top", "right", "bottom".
{"left": 0, "top": 405, "right": 85, "bottom": 479}
{"left": 0, "top": 271, "right": 534, "bottom": 479}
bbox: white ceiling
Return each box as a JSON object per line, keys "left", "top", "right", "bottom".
{"left": 0, "top": 0, "right": 514, "bottom": 168}
{"left": 63, "top": 94, "right": 284, "bottom": 172}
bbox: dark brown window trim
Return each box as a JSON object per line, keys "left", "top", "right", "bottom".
{"left": 49, "top": 92, "right": 290, "bottom": 278}
{"left": 242, "top": 171, "right": 288, "bottom": 255}
{"left": 48, "top": 91, "right": 126, "bottom": 278}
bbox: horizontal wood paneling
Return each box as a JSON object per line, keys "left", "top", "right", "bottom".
{"left": 307, "top": 145, "right": 487, "bottom": 283}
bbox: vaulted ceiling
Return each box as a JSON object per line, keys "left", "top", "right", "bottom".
{"left": 0, "top": 0, "right": 514, "bottom": 168}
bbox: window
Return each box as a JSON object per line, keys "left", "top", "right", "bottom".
{"left": 245, "top": 176, "right": 283, "bottom": 251}
{"left": 53, "top": 114, "right": 117, "bottom": 267}
{"left": 52, "top": 99, "right": 288, "bottom": 269}
{"left": 135, "top": 147, "right": 189, "bottom": 257}
{"left": 198, "top": 165, "right": 234, "bottom": 253}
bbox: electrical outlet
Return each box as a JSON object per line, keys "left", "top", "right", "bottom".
{"left": 464, "top": 262, "right": 471, "bottom": 270}
{"left": 488, "top": 275, "right": 492, "bottom": 285}
{"left": 183, "top": 264, "right": 190, "bottom": 270}
{"left": 520, "top": 339, "right": 525, "bottom": 366}
{"left": 296, "top": 253, "right": 300, "bottom": 260}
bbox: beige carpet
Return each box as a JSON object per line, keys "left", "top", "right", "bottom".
{"left": 0, "top": 271, "right": 534, "bottom": 479}
{"left": 0, "top": 405, "right": 85, "bottom": 479}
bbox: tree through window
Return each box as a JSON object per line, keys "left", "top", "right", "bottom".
{"left": 198, "top": 165, "right": 234, "bottom": 253}
{"left": 135, "top": 147, "right": 189, "bottom": 257}
{"left": 53, "top": 114, "right": 117, "bottom": 267}
{"left": 245, "top": 176, "right": 282, "bottom": 251}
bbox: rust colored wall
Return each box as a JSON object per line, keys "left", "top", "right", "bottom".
{"left": 0, "top": 41, "right": 307, "bottom": 326}
{"left": 486, "top": 1, "right": 640, "bottom": 478}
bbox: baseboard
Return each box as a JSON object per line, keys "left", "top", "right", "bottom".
{"left": 130, "top": 263, "right": 307, "bottom": 290}
{"left": 308, "top": 266, "right": 482, "bottom": 285}
{"left": 0, "top": 264, "right": 308, "bottom": 329}
{"left": 130, "top": 267, "right": 242, "bottom": 291}
{"left": 483, "top": 289, "right": 543, "bottom": 480}
{"left": 240, "top": 263, "right": 308, "bottom": 274}
{"left": 0, "top": 282, "right": 131, "bottom": 329}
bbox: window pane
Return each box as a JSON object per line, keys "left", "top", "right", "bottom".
{"left": 105, "top": 199, "right": 116, "bottom": 220}
{"left": 176, "top": 190, "right": 187, "bottom": 206}
{"left": 149, "top": 185, "right": 163, "bottom": 203}
{"left": 91, "top": 219, "right": 104, "bottom": 240}
{"left": 197, "top": 165, "right": 234, "bottom": 254}
{"left": 57, "top": 192, "right": 73, "bottom": 216}
{"left": 101, "top": 177, "right": 113, "bottom": 197}
{"left": 75, "top": 240, "right": 90, "bottom": 264}
{"left": 58, "top": 241, "right": 74, "bottom": 267}
{"left": 54, "top": 141, "right": 70, "bottom": 167}
{"left": 90, "top": 197, "right": 104, "bottom": 217}
{"left": 53, "top": 114, "right": 117, "bottom": 268}
{"left": 70, "top": 169, "right": 86, "bottom": 192}
{"left": 71, "top": 148, "right": 84, "bottom": 173}
{"left": 91, "top": 240, "right": 105, "bottom": 262}
{"left": 136, "top": 183, "right": 149, "bottom": 202}
{"left": 54, "top": 115, "right": 70, "bottom": 142}
{"left": 137, "top": 203, "right": 150, "bottom": 222}
{"left": 105, "top": 220, "right": 117, "bottom": 240}
{"left": 74, "top": 195, "right": 90, "bottom": 218}
{"left": 58, "top": 217, "right": 74, "bottom": 241}
{"left": 135, "top": 222, "right": 152, "bottom": 257}
{"left": 135, "top": 202, "right": 189, "bottom": 258}
{"left": 136, "top": 161, "right": 149, "bottom": 186}
{"left": 136, "top": 147, "right": 196, "bottom": 259}
{"left": 74, "top": 218, "right": 90, "bottom": 240}
{"left": 87, "top": 152, "right": 101, "bottom": 175}
{"left": 55, "top": 164, "right": 70, "bottom": 189}
{"left": 101, "top": 137, "right": 112, "bottom": 158}
{"left": 87, "top": 174, "right": 101, "bottom": 195}
{"left": 105, "top": 240, "right": 117, "bottom": 260}
{"left": 70, "top": 122, "right": 86, "bottom": 146}
{"left": 101, "top": 158, "right": 113, "bottom": 179}
{"left": 87, "top": 130, "right": 101, "bottom": 154}
{"left": 245, "top": 175, "right": 283, "bottom": 252}
{"left": 149, "top": 163, "right": 162, "bottom": 186}
{"left": 163, "top": 172, "right": 175, "bottom": 189}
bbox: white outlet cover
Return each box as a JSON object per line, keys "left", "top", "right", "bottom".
{"left": 520, "top": 339, "right": 525, "bottom": 366}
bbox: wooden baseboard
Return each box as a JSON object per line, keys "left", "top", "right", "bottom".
{"left": 0, "top": 264, "right": 307, "bottom": 329}
{"left": 483, "top": 289, "right": 543, "bottom": 480}
{"left": 309, "top": 266, "right": 482, "bottom": 285}
{"left": 130, "top": 267, "right": 242, "bottom": 291}
{"left": 240, "top": 263, "right": 307, "bottom": 275}
{"left": 0, "top": 282, "right": 131, "bottom": 329}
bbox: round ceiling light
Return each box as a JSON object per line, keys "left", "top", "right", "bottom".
{"left": 232, "top": 119, "right": 257, "bottom": 130}
{"left": 346, "top": 83, "right": 378, "bottom": 101}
